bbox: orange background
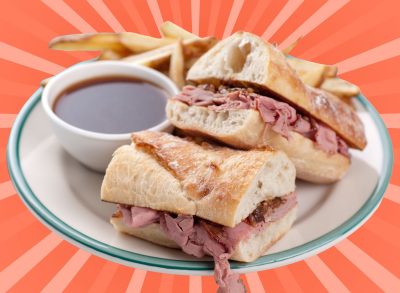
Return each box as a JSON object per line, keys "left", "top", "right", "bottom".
{"left": 0, "top": 0, "right": 399, "bottom": 292}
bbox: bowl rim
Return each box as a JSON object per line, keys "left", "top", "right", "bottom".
{"left": 41, "top": 61, "right": 178, "bottom": 141}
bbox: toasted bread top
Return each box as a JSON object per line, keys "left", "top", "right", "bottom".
{"left": 132, "top": 131, "right": 267, "bottom": 201}
{"left": 187, "top": 31, "right": 366, "bottom": 149}
{"left": 101, "top": 131, "right": 296, "bottom": 227}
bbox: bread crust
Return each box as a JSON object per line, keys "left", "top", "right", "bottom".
{"left": 166, "top": 99, "right": 265, "bottom": 149}
{"left": 101, "top": 131, "right": 295, "bottom": 227}
{"left": 101, "top": 144, "right": 196, "bottom": 215}
{"left": 167, "top": 100, "right": 350, "bottom": 183}
{"left": 110, "top": 205, "right": 297, "bottom": 262}
{"left": 186, "top": 31, "right": 366, "bottom": 150}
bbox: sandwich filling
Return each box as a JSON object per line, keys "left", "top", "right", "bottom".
{"left": 173, "top": 85, "right": 349, "bottom": 157}
{"left": 116, "top": 192, "right": 297, "bottom": 293}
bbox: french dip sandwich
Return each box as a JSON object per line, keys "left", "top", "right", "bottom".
{"left": 101, "top": 131, "right": 297, "bottom": 292}
{"left": 167, "top": 32, "right": 367, "bottom": 183}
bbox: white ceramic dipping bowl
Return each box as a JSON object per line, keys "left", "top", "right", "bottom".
{"left": 42, "top": 61, "right": 178, "bottom": 172}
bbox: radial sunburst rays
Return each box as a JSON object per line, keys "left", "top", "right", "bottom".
{"left": 385, "top": 184, "right": 400, "bottom": 204}
{"left": 147, "top": 0, "right": 164, "bottom": 30}
{"left": 382, "top": 114, "right": 400, "bottom": 129}
{"left": 0, "top": 233, "right": 62, "bottom": 292}
{"left": 337, "top": 37, "right": 400, "bottom": 74}
{"left": 41, "top": 249, "right": 91, "bottom": 293}
{"left": 191, "top": 0, "right": 200, "bottom": 35}
{"left": 41, "top": 0, "right": 97, "bottom": 33}
{"left": 363, "top": 213, "right": 400, "bottom": 249}
{"left": 304, "top": 255, "right": 350, "bottom": 292}
{"left": 127, "top": 269, "right": 148, "bottom": 293}
{"left": 87, "top": 0, "right": 126, "bottom": 32}
{"left": 279, "top": 0, "right": 351, "bottom": 49}
{"left": 299, "top": 1, "right": 393, "bottom": 60}
{"left": 188, "top": 275, "right": 202, "bottom": 293}
{"left": 0, "top": 42, "right": 64, "bottom": 74}
{"left": 336, "top": 239, "right": 400, "bottom": 291}
{"left": 120, "top": 1, "right": 149, "bottom": 35}
{"left": 1, "top": 0, "right": 399, "bottom": 292}
{"left": 0, "top": 181, "right": 16, "bottom": 200}
{"left": 0, "top": 210, "right": 36, "bottom": 244}
{"left": 0, "top": 114, "right": 17, "bottom": 129}
{"left": 261, "top": 0, "right": 304, "bottom": 40}
{"left": 222, "top": 0, "right": 244, "bottom": 38}
{"left": 273, "top": 266, "right": 302, "bottom": 292}
{"left": 87, "top": 262, "right": 120, "bottom": 292}
{"left": 245, "top": 272, "right": 265, "bottom": 293}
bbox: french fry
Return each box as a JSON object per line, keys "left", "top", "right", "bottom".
{"left": 122, "top": 37, "right": 217, "bottom": 68}
{"left": 160, "top": 21, "right": 198, "bottom": 40}
{"left": 49, "top": 33, "right": 127, "bottom": 52}
{"left": 98, "top": 49, "right": 131, "bottom": 60}
{"left": 122, "top": 44, "right": 173, "bottom": 67}
{"left": 320, "top": 77, "right": 360, "bottom": 98}
{"left": 169, "top": 41, "right": 185, "bottom": 88}
{"left": 287, "top": 57, "right": 338, "bottom": 87}
{"left": 119, "top": 33, "right": 176, "bottom": 53}
{"left": 282, "top": 36, "right": 303, "bottom": 55}
{"left": 323, "top": 66, "right": 338, "bottom": 78}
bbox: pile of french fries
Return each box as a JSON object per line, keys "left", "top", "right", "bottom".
{"left": 287, "top": 57, "right": 360, "bottom": 104}
{"left": 48, "top": 22, "right": 360, "bottom": 104}
{"left": 282, "top": 39, "right": 360, "bottom": 106}
{"left": 48, "top": 21, "right": 217, "bottom": 88}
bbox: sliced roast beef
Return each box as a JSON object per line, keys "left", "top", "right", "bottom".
{"left": 173, "top": 85, "right": 349, "bottom": 156}
{"left": 292, "top": 115, "right": 312, "bottom": 136}
{"left": 214, "top": 253, "right": 245, "bottom": 293}
{"left": 118, "top": 193, "right": 296, "bottom": 293}
{"left": 338, "top": 138, "right": 350, "bottom": 157}
{"left": 247, "top": 193, "right": 297, "bottom": 226}
{"left": 313, "top": 122, "right": 339, "bottom": 154}
{"left": 160, "top": 214, "right": 246, "bottom": 292}
{"left": 119, "top": 205, "right": 160, "bottom": 228}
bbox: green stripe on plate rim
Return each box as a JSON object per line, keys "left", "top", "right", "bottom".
{"left": 7, "top": 88, "right": 393, "bottom": 271}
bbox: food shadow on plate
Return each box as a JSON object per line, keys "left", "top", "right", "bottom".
{"left": 291, "top": 155, "right": 379, "bottom": 244}
{"left": 59, "top": 148, "right": 115, "bottom": 220}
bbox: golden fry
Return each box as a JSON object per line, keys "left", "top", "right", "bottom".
{"left": 287, "top": 57, "right": 338, "bottom": 87}
{"left": 160, "top": 21, "right": 198, "bottom": 40}
{"left": 98, "top": 49, "right": 131, "bottom": 60}
{"left": 119, "top": 33, "right": 175, "bottom": 53}
{"left": 323, "top": 66, "right": 338, "bottom": 78}
{"left": 282, "top": 36, "right": 303, "bottom": 55}
{"left": 122, "top": 37, "right": 217, "bottom": 68}
{"left": 169, "top": 41, "right": 185, "bottom": 88}
{"left": 320, "top": 77, "right": 360, "bottom": 98}
{"left": 49, "top": 33, "right": 126, "bottom": 52}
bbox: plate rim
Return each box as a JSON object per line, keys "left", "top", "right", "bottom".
{"left": 7, "top": 87, "right": 393, "bottom": 272}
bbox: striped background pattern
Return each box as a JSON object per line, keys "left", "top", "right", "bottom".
{"left": 0, "top": 0, "right": 399, "bottom": 292}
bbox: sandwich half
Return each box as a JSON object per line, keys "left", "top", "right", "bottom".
{"left": 166, "top": 32, "right": 367, "bottom": 183}
{"left": 101, "top": 131, "right": 297, "bottom": 292}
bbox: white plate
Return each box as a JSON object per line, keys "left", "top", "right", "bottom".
{"left": 7, "top": 88, "right": 393, "bottom": 275}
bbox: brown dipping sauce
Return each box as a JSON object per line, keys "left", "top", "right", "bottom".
{"left": 53, "top": 76, "right": 168, "bottom": 134}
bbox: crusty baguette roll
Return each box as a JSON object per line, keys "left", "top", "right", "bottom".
{"left": 101, "top": 131, "right": 295, "bottom": 227}
{"left": 167, "top": 100, "right": 350, "bottom": 183}
{"left": 110, "top": 205, "right": 297, "bottom": 262}
{"left": 186, "top": 31, "right": 366, "bottom": 150}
